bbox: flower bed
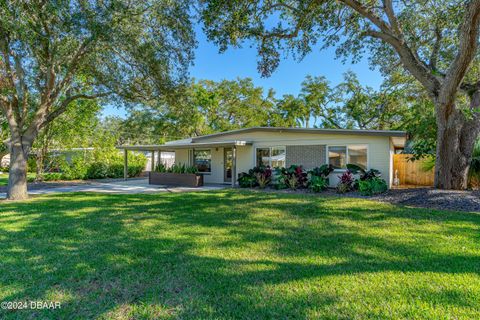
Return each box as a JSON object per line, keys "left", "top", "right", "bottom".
{"left": 238, "top": 163, "right": 388, "bottom": 196}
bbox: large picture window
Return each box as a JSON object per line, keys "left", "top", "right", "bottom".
{"left": 193, "top": 150, "right": 211, "bottom": 173}
{"left": 328, "top": 145, "right": 367, "bottom": 170}
{"left": 256, "top": 146, "right": 286, "bottom": 168}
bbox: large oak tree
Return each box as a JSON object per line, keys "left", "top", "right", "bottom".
{"left": 0, "top": 0, "right": 195, "bottom": 199}
{"left": 199, "top": 0, "right": 480, "bottom": 189}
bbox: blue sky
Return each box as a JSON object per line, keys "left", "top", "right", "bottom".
{"left": 102, "top": 26, "right": 384, "bottom": 118}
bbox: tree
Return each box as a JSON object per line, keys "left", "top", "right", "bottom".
{"left": 0, "top": 1, "right": 195, "bottom": 199}
{"left": 0, "top": 117, "right": 8, "bottom": 164}
{"left": 199, "top": 0, "right": 480, "bottom": 189}
{"left": 120, "top": 78, "right": 277, "bottom": 141}
{"left": 33, "top": 100, "right": 101, "bottom": 181}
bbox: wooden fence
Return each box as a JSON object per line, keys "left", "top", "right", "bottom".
{"left": 393, "top": 154, "right": 434, "bottom": 186}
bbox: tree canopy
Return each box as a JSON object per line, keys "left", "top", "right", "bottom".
{"left": 0, "top": 0, "right": 196, "bottom": 199}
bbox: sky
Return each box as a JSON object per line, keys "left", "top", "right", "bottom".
{"left": 102, "top": 25, "right": 385, "bottom": 118}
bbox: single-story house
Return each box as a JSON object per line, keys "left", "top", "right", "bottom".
{"left": 118, "top": 127, "right": 407, "bottom": 188}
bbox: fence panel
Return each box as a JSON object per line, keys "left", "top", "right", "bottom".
{"left": 393, "top": 154, "right": 434, "bottom": 186}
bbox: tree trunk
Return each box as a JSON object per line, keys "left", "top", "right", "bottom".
{"left": 7, "top": 140, "right": 31, "bottom": 200}
{"left": 434, "top": 100, "right": 480, "bottom": 189}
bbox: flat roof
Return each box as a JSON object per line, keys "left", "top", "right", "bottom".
{"left": 192, "top": 127, "right": 407, "bottom": 141}
{"left": 117, "top": 140, "right": 251, "bottom": 151}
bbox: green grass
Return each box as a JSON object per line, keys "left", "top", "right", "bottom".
{"left": 0, "top": 173, "right": 36, "bottom": 186}
{"left": 0, "top": 190, "right": 479, "bottom": 319}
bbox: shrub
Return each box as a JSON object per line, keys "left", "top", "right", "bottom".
{"left": 307, "top": 164, "right": 333, "bottom": 192}
{"left": 271, "top": 168, "right": 288, "bottom": 189}
{"left": 60, "top": 155, "right": 89, "bottom": 180}
{"left": 336, "top": 170, "right": 355, "bottom": 193}
{"left": 250, "top": 166, "right": 272, "bottom": 189}
{"left": 42, "top": 172, "right": 63, "bottom": 181}
{"left": 86, "top": 162, "right": 109, "bottom": 179}
{"left": 346, "top": 164, "right": 382, "bottom": 181}
{"left": 238, "top": 172, "right": 256, "bottom": 188}
{"left": 309, "top": 164, "right": 334, "bottom": 178}
{"left": 359, "top": 177, "right": 388, "bottom": 196}
{"left": 309, "top": 175, "right": 329, "bottom": 192}
{"left": 286, "top": 165, "right": 308, "bottom": 188}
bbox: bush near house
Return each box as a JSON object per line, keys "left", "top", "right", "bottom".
{"left": 32, "top": 150, "right": 147, "bottom": 181}
{"left": 238, "top": 163, "right": 387, "bottom": 196}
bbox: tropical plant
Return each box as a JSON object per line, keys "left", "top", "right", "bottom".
{"left": 250, "top": 166, "right": 272, "bottom": 189}
{"left": 156, "top": 163, "right": 198, "bottom": 174}
{"left": 359, "top": 178, "right": 388, "bottom": 196}
{"left": 238, "top": 172, "right": 257, "bottom": 188}
{"left": 336, "top": 170, "right": 355, "bottom": 194}
{"left": 286, "top": 165, "right": 308, "bottom": 189}
{"left": 271, "top": 168, "right": 288, "bottom": 190}
{"left": 309, "top": 164, "right": 334, "bottom": 178}
{"left": 309, "top": 175, "right": 329, "bottom": 192}
{"left": 155, "top": 162, "right": 168, "bottom": 173}
{"left": 346, "top": 164, "right": 382, "bottom": 181}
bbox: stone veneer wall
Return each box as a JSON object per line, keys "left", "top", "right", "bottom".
{"left": 285, "top": 145, "right": 327, "bottom": 169}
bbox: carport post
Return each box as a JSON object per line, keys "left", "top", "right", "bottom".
{"left": 232, "top": 145, "right": 237, "bottom": 187}
{"left": 123, "top": 149, "right": 128, "bottom": 180}
{"left": 150, "top": 150, "right": 155, "bottom": 171}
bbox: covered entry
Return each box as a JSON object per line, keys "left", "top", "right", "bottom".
{"left": 117, "top": 140, "right": 251, "bottom": 187}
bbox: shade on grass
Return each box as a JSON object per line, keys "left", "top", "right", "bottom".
{"left": 0, "top": 190, "right": 479, "bottom": 319}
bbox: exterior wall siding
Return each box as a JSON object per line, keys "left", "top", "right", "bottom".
{"left": 285, "top": 145, "right": 326, "bottom": 169}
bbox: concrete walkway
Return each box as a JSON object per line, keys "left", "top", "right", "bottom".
{"left": 0, "top": 178, "right": 228, "bottom": 198}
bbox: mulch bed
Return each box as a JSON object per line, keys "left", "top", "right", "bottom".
{"left": 258, "top": 187, "right": 480, "bottom": 213}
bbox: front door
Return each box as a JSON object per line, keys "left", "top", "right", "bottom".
{"left": 224, "top": 148, "right": 233, "bottom": 182}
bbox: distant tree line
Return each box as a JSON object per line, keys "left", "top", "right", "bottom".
{"left": 108, "top": 72, "right": 435, "bottom": 154}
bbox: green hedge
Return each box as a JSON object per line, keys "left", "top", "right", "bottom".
{"left": 35, "top": 151, "right": 147, "bottom": 181}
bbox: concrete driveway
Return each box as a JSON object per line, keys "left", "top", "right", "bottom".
{"left": 0, "top": 178, "right": 228, "bottom": 199}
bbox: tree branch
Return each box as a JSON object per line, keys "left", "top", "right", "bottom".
{"left": 382, "top": 0, "right": 402, "bottom": 36}
{"left": 42, "top": 92, "right": 110, "bottom": 128}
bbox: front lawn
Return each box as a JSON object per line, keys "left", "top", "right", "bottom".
{"left": 0, "top": 190, "right": 479, "bottom": 319}
{"left": 0, "top": 173, "right": 36, "bottom": 186}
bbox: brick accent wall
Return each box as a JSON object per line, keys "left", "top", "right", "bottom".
{"left": 286, "top": 145, "right": 327, "bottom": 169}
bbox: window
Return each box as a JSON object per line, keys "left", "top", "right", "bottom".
{"left": 328, "top": 145, "right": 368, "bottom": 170}
{"left": 328, "top": 146, "right": 347, "bottom": 169}
{"left": 256, "top": 147, "right": 286, "bottom": 168}
{"left": 348, "top": 145, "right": 367, "bottom": 169}
{"left": 193, "top": 150, "right": 211, "bottom": 172}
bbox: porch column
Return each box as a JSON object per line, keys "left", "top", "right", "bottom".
{"left": 157, "top": 150, "right": 161, "bottom": 166}
{"left": 232, "top": 145, "right": 237, "bottom": 187}
{"left": 123, "top": 149, "right": 128, "bottom": 180}
{"left": 150, "top": 150, "right": 155, "bottom": 171}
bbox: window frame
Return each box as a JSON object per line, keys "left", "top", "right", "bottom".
{"left": 326, "top": 144, "right": 369, "bottom": 171}
{"left": 255, "top": 146, "right": 286, "bottom": 168}
{"left": 193, "top": 149, "right": 212, "bottom": 173}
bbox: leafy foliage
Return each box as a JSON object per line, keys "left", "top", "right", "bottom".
{"left": 308, "top": 175, "right": 329, "bottom": 192}
{"left": 359, "top": 178, "right": 388, "bottom": 196}
{"left": 154, "top": 163, "right": 198, "bottom": 174}
{"left": 251, "top": 166, "right": 272, "bottom": 189}
{"left": 238, "top": 173, "right": 257, "bottom": 188}
{"left": 336, "top": 170, "right": 355, "bottom": 194}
